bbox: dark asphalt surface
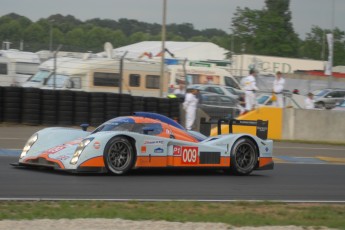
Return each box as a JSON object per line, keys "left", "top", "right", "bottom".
{"left": 1, "top": 156, "right": 344, "bottom": 201}
{"left": 1, "top": 125, "right": 345, "bottom": 201}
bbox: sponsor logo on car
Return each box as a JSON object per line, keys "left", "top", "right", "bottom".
{"left": 141, "top": 146, "right": 147, "bottom": 153}
{"left": 154, "top": 147, "right": 164, "bottom": 153}
{"left": 173, "top": 145, "right": 182, "bottom": 156}
{"left": 144, "top": 140, "right": 164, "bottom": 145}
{"left": 93, "top": 141, "right": 101, "bottom": 149}
{"left": 56, "top": 155, "right": 70, "bottom": 161}
{"left": 46, "top": 146, "right": 66, "bottom": 154}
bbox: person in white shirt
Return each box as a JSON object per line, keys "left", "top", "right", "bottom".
{"left": 241, "top": 69, "right": 259, "bottom": 111}
{"left": 272, "top": 71, "right": 286, "bottom": 108}
{"left": 305, "top": 92, "right": 315, "bottom": 109}
{"left": 173, "top": 83, "right": 186, "bottom": 95}
{"left": 183, "top": 88, "right": 199, "bottom": 130}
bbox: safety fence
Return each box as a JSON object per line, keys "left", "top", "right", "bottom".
{"left": 0, "top": 86, "right": 181, "bottom": 127}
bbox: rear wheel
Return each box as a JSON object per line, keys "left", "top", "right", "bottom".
{"left": 104, "top": 136, "right": 136, "bottom": 175}
{"left": 230, "top": 138, "right": 258, "bottom": 175}
{"left": 316, "top": 102, "right": 325, "bottom": 109}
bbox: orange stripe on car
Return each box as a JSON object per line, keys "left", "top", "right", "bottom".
{"left": 259, "top": 157, "right": 273, "bottom": 167}
{"left": 79, "top": 156, "right": 105, "bottom": 167}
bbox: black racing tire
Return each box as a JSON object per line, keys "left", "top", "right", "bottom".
{"left": 230, "top": 137, "right": 258, "bottom": 176}
{"left": 316, "top": 102, "right": 325, "bottom": 109}
{"left": 103, "top": 136, "right": 136, "bottom": 175}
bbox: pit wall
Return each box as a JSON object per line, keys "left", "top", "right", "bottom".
{"left": 211, "top": 107, "right": 345, "bottom": 144}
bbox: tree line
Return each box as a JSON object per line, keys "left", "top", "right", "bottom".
{"left": 0, "top": 0, "right": 344, "bottom": 66}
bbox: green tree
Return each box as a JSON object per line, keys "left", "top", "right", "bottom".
{"left": 231, "top": 0, "right": 300, "bottom": 57}
{"left": 254, "top": 0, "right": 299, "bottom": 56}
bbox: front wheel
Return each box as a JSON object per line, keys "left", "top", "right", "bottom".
{"left": 230, "top": 138, "right": 258, "bottom": 175}
{"left": 104, "top": 136, "right": 136, "bottom": 175}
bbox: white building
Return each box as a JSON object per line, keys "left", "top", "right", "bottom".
{"left": 98, "top": 41, "right": 229, "bottom": 61}
{"left": 231, "top": 54, "right": 324, "bottom": 76}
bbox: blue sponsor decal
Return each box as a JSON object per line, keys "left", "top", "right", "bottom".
{"left": 265, "top": 147, "right": 269, "bottom": 152}
{"left": 154, "top": 147, "right": 164, "bottom": 153}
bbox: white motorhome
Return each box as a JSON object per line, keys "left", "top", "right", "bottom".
{"left": 22, "top": 57, "right": 76, "bottom": 88}
{"left": 167, "top": 64, "right": 241, "bottom": 93}
{"left": 37, "top": 56, "right": 169, "bottom": 97}
{"left": 0, "top": 49, "right": 40, "bottom": 86}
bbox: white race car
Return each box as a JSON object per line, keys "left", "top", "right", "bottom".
{"left": 13, "top": 112, "right": 274, "bottom": 175}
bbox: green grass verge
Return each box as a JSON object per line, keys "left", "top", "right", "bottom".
{"left": 0, "top": 201, "right": 344, "bottom": 229}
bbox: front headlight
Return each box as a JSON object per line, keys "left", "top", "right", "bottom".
{"left": 70, "top": 138, "right": 94, "bottom": 165}
{"left": 20, "top": 133, "right": 38, "bottom": 159}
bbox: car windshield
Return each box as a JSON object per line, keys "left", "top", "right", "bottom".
{"left": 225, "top": 87, "right": 236, "bottom": 95}
{"left": 92, "top": 122, "right": 162, "bottom": 135}
{"left": 314, "top": 89, "right": 330, "bottom": 97}
{"left": 257, "top": 95, "right": 270, "bottom": 104}
{"left": 27, "top": 70, "right": 51, "bottom": 83}
{"left": 45, "top": 74, "right": 69, "bottom": 88}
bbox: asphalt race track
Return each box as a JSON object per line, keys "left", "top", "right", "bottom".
{"left": 0, "top": 126, "right": 345, "bottom": 202}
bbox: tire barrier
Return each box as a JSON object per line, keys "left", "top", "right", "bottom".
{"left": 118, "top": 94, "right": 132, "bottom": 116}
{"left": 131, "top": 96, "right": 145, "bottom": 113}
{"left": 144, "top": 97, "right": 158, "bottom": 113}
{"left": 105, "top": 93, "right": 120, "bottom": 120}
{"left": 0, "top": 87, "right": 3, "bottom": 123}
{"left": 41, "top": 89, "right": 58, "bottom": 125}
{"left": 58, "top": 90, "right": 74, "bottom": 126}
{"left": 169, "top": 98, "right": 181, "bottom": 123}
{"left": 0, "top": 87, "right": 182, "bottom": 126}
{"left": 22, "top": 88, "right": 41, "bottom": 125}
{"left": 74, "top": 91, "right": 90, "bottom": 125}
{"left": 2, "top": 87, "right": 22, "bottom": 123}
{"left": 89, "top": 92, "right": 106, "bottom": 127}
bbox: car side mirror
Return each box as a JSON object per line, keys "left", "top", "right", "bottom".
{"left": 80, "top": 124, "right": 89, "bottom": 131}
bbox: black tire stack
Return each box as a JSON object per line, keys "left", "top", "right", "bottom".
{"left": 58, "top": 90, "right": 74, "bottom": 126}
{"left": 158, "top": 98, "right": 170, "bottom": 117}
{"left": 2, "top": 87, "right": 22, "bottom": 123}
{"left": 169, "top": 98, "right": 181, "bottom": 123}
{"left": 105, "top": 93, "right": 120, "bottom": 120}
{"left": 89, "top": 92, "right": 105, "bottom": 126}
{"left": 22, "top": 88, "right": 41, "bottom": 125}
{"left": 131, "top": 96, "right": 145, "bottom": 113}
{"left": 118, "top": 94, "right": 132, "bottom": 116}
{"left": 0, "top": 87, "right": 3, "bottom": 123}
{"left": 144, "top": 97, "right": 158, "bottom": 113}
{"left": 41, "top": 90, "right": 58, "bottom": 125}
{"left": 74, "top": 91, "right": 90, "bottom": 125}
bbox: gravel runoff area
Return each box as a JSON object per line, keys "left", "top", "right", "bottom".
{"left": 0, "top": 219, "right": 338, "bottom": 230}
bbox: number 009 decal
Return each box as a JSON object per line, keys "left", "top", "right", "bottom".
{"left": 181, "top": 146, "right": 198, "bottom": 164}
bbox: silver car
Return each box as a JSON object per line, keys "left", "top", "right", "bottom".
{"left": 332, "top": 100, "right": 345, "bottom": 111}
{"left": 313, "top": 88, "right": 345, "bottom": 109}
{"left": 187, "top": 84, "right": 244, "bottom": 99}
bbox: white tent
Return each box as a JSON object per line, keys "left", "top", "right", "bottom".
{"left": 98, "top": 41, "right": 229, "bottom": 61}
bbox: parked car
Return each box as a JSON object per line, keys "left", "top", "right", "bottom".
{"left": 187, "top": 84, "right": 244, "bottom": 99}
{"left": 312, "top": 88, "right": 345, "bottom": 109}
{"left": 198, "top": 93, "right": 241, "bottom": 121}
{"left": 332, "top": 99, "right": 345, "bottom": 111}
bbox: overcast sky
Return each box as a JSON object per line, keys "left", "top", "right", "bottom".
{"left": 1, "top": 0, "right": 344, "bottom": 39}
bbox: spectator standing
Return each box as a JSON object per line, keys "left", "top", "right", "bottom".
{"left": 241, "top": 69, "right": 259, "bottom": 112}
{"left": 272, "top": 71, "right": 286, "bottom": 108}
{"left": 183, "top": 88, "right": 199, "bottom": 130}
{"left": 173, "top": 83, "right": 186, "bottom": 95}
{"left": 304, "top": 92, "right": 315, "bottom": 109}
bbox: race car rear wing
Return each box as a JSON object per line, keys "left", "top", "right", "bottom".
{"left": 217, "top": 119, "right": 269, "bottom": 140}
